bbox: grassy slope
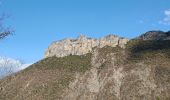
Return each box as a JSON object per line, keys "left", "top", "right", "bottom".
{"left": 0, "top": 54, "right": 92, "bottom": 100}
{"left": 124, "top": 40, "right": 170, "bottom": 100}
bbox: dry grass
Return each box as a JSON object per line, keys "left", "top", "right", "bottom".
{"left": 0, "top": 53, "right": 92, "bottom": 100}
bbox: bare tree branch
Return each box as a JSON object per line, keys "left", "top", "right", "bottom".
{"left": 0, "top": 30, "right": 12, "bottom": 39}
{"left": 0, "top": 14, "right": 12, "bottom": 40}
{"left": 0, "top": 1, "right": 13, "bottom": 40}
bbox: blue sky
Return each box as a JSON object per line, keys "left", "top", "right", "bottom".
{"left": 0, "top": 0, "right": 170, "bottom": 63}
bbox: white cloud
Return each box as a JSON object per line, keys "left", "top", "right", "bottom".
{"left": 159, "top": 9, "right": 170, "bottom": 25}
{"left": 0, "top": 57, "right": 32, "bottom": 78}
{"left": 165, "top": 9, "right": 170, "bottom": 16}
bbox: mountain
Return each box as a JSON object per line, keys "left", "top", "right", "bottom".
{"left": 137, "top": 30, "right": 170, "bottom": 40}
{"left": 0, "top": 57, "right": 31, "bottom": 78}
{"left": 0, "top": 31, "right": 170, "bottom": 100}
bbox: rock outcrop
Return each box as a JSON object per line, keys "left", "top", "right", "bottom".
{"left": 137, "top": 30, "right": 170, "bottom": 40}
{"left": 45, "top": 34, "right": 129, "bottom": 58}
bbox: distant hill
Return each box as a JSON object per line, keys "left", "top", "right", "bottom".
{"left": 0, "top": 31, "right": 170, "bottom": 100}
{"left": 137, "top": 30, "right": 170, "bottom": 40}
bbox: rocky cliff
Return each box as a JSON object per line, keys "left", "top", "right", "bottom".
{"left": 45, "top": 34, "right": 129, "bottom": 58}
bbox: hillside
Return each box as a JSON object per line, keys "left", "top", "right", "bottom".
{"left": 0, "top": 31, "right": 170, "bottom": 100}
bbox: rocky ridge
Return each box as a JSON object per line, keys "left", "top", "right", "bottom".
{"left": 137, "top": 30, "right": 170, "bottom": 40}
{"left": 45, "top": 34, "right": 129, "bottom": 58}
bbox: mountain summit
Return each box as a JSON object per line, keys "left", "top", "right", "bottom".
{"left": 137, "top": 30, "right": 170, "bottom": 40}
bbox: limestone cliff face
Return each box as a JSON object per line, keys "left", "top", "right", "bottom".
{"left": 45, "top": 34, "right": 129, "bottom": 58}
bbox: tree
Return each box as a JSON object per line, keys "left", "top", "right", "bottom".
{"left": 0, "top": 57, "right": 20, "bottom": 78}
{"left": 0, "top": 14, "right": 12, "bottom": 39}
{"left": 0, "top": 0, "right": 13, "bottom": 40}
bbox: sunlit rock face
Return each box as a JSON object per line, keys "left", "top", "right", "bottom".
{"left": 0, "top": 57, "right": 31, "bottom": 78}
{"left": 44, "top": 34, "right": 129, "bottom": 58}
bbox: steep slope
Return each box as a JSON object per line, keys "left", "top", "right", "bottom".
{"left": 60, "top": 41, "right": 170, "bottom": 100}
{"left": 0, "top": 32, "right": 170, "bottom": 100}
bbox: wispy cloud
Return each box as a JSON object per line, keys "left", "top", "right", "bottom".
{"left": 159, "top": 9, "right": 170, "bottom": 25}
{"left": 0, "top": 57, "right": 32, "bottom": 78}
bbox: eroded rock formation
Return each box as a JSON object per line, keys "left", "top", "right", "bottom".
{"left": 45, "top": 34, "right": 129, "bottom": 58}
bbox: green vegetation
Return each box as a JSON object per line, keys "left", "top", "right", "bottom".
{"left": 126, "top": 39, "right": 170, "bottom": 61}
{"left": 26, "top": 53, "right": 92, "bottom": 73}
{"left": 96, "top": 46, "right": 125, "bottom": 69}
{"left": 97, "top": 45, "right": 123, "bottom": 55}
{"left": 42, "top": 74, "right": 73, "bottom": 99}
{"left": 0, "top": 53, "right": 92, "bottom": 100}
